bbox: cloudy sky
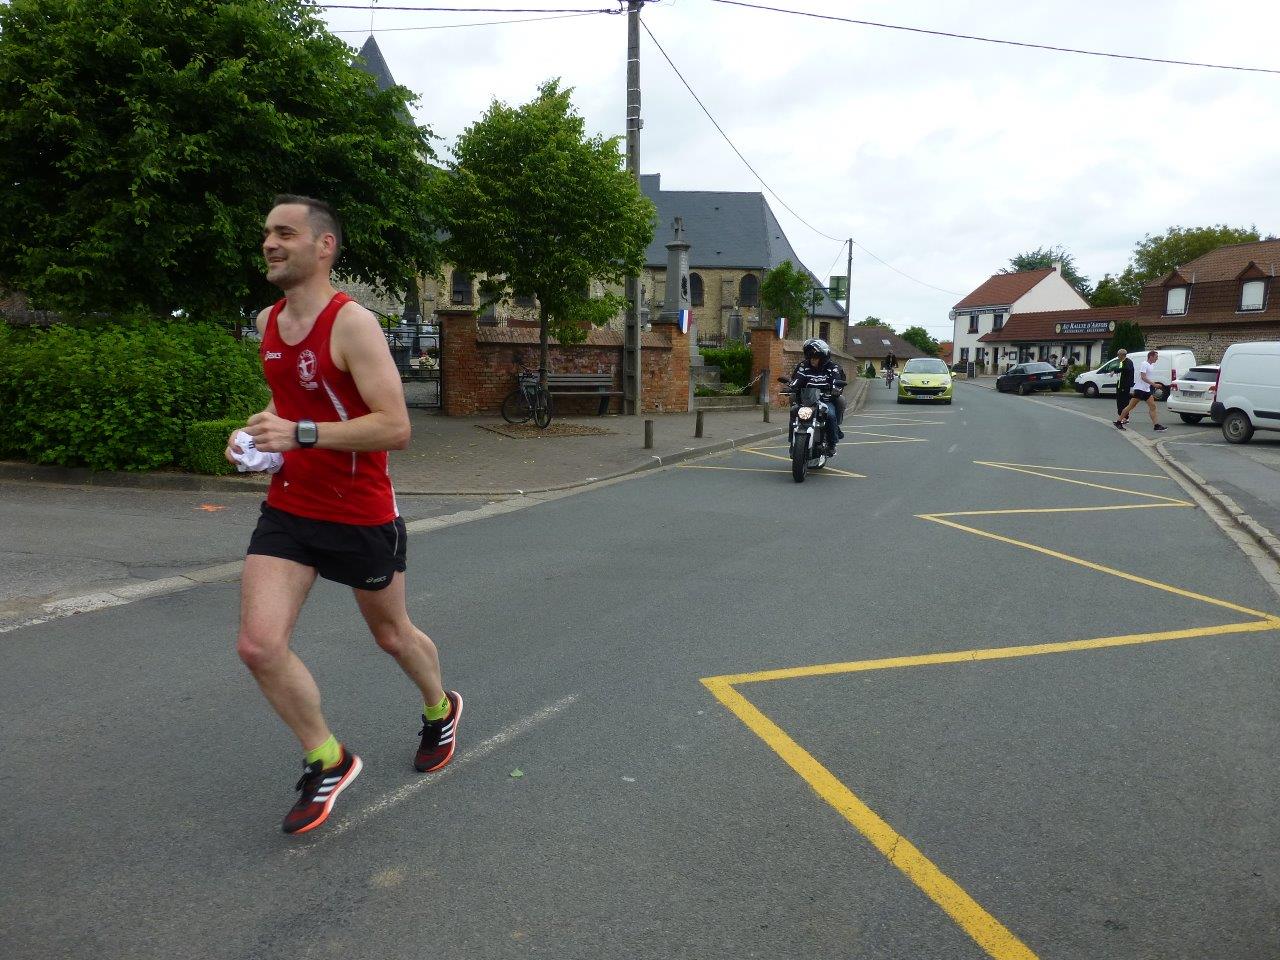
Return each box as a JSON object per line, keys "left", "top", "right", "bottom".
{"left": 319, "top": 0, "right": 1280, "bottom": 339}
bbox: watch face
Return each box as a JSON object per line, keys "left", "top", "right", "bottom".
{"left": 298, "top": 420, "right": 318, "bottom": 445}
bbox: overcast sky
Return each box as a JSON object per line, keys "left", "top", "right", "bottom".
{"left": 319, "top": 0, "right": 1280, "bottom": 338}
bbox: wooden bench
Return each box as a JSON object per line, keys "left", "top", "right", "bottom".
{"left": 546, "top": 372, "right": 623, "bottom": 415}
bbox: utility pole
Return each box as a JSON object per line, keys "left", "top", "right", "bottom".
{"left": 623, "top": 0, "right": 643, "bottom": 414}
{"left": 845, "top": 238, "right": 853, "bottom": 327}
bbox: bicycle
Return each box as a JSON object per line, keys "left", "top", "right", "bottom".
{"left": 501, "top": 369, "right": 553, "bottom": 428}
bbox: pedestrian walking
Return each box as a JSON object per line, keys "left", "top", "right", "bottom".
{"left": 226, "top": 195, "right": 461, "bottom": 835}
{"left": 1115, "top": 348, "right": 1167, "bottom": 432}
{"left": 1112, "top": 349, "right": 1132, "bottom": 425}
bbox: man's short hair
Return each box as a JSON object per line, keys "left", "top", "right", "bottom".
{"left": 273, "top": 194, "right": 342, "bottom": 259}
{"left": 1147, "top": 350, "right": 1158, "bottom": 358}
{"left": 1116, "top": 349, "right": 1127, "bottom": 357}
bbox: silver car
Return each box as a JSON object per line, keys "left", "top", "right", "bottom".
{"left": 1167, "top": 365, "right": 1220, "bottom": 424}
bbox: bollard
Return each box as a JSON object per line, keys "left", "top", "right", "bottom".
{"left": 763, "top": 404, "right": 770, "bottom": 423}
{"left": 644, "top": 419, "right": 654, "bottom": 449}
{"left": 695, "top": 410, "right": 704, "bottom": 438}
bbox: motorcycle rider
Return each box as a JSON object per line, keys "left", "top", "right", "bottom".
{"left": 788, "top": 338, "right": 845, "bottom": 456}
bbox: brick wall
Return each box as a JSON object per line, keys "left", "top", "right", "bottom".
{"left": 438, "top": 309, "right": 690, "bottom": 415}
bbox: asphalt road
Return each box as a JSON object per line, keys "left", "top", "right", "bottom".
{"left": 4, "top": 382, "right": 1279, "bottom": 960}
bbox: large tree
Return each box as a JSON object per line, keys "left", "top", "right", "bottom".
{"left": 0, "top": 0, "right": 439, "bottom": 320}
{"left": 1000, "top": 246, "right": 1091, "bottom": 298}
{"left": 855, "top": 316, "right": 889, "bottom": 328}
{"left": 1104, "top": 320, "right": 1145, "bottom": 361}
{"left": 760, "top": 260, "right": 822, "bottom": 334}
{"left": 1100, "top": 225, "right": 1264, "bottom": 305}
{"left": 899, "top": 325, "right": 940, "bottom": 356}
{"left": 435, "top": 80, "right": 654, "bottom": 384}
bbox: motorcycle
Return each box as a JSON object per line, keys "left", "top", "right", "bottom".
{"left": 779, "top": 378, "right": 844, "bottom": 483}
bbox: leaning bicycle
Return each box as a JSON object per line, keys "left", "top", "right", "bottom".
{"left": 501, "top": 369, "right": 553, "bottom": 428}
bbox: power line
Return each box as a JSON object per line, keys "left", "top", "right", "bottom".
{"left": 707, "top": 0, "right": 1280, "bottom": 76}
{"left": 331, "top": 10, "right": 603, "bottom": 32}
{"left": 640, "top": 18, "right": 961, "bottom": 297}
{"left": 319, "top": 4, "right": 619, "bottom": 12}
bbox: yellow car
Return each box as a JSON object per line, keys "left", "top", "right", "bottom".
{"left": 896, "top": 357, "right": 953, "bottom": 404}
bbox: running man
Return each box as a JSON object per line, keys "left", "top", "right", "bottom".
{"left": 227, "top": 195, "right": 461, "bottom": 834}
{"left": 1115, "top": 348, "right": 1167, "bottom": 432}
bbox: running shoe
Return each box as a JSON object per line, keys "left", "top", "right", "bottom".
{"left": 1154, "top": 424, "right": 1167, "bottom": 431}
{"left": 415, "top": 690, "right": 463, "bottom": 772}
{"left": 1113, "top": 420, "right": 1126, "bottom": 430}
{"left": 282, "top": 746, "right": 362, "bottom": 835}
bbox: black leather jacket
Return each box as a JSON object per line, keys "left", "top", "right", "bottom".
{"left": 788, "top": 359, "right": 846, "bottom": 397}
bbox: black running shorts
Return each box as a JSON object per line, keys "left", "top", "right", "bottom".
{"left": 247, "top": 504, "right": 407, "bottom": 591}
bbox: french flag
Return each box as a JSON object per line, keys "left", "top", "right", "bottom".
{"left": 775, "top": 316, "right": 788, "bottom": 339}
{"left": 677, "top": 309, "right": 692, "bottom": 335}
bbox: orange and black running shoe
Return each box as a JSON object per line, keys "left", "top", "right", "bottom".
{"left": 282, "top": 746, "right": 362, "bottom": 835}
{"left": 415, "top": 691, "right": 463, "bottom": 773}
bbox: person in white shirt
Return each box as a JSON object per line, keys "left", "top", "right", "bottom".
{"left": 1115, "top": 349, "right": 1166, "bottom": 432}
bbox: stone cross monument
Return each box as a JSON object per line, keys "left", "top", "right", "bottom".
{"left": 659, "top": 217, "right": 701, "bottom": 406}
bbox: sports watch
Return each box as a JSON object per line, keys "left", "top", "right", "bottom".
{"left": 295, "top": 419, "right": 319, "bottom": 448}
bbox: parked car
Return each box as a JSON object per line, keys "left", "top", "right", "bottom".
{"left": 1073, "top": 349, "right": 1196, "bottom": 401}
{"left": 1167, "top": 365, "right": 1220, "bottom": 424}
{"left": 897, "top": 357, "right": 953, "bottom": 404}
{"left": 996, "top": 361, "right": 1064, "bottom": 395}
{"left": 1209, "top": 342, "right": 1280, "bottom": 444}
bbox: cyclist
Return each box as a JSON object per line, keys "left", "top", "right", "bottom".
{"left": 882, "top": 350, "right": 898, "bottom": 384}
{"left": 787, "top": 338, "right": 846, "bottom": 455}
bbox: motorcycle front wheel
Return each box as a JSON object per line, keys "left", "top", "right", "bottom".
{"left": 790, "top": 433, "right": 809, "bottom": 483}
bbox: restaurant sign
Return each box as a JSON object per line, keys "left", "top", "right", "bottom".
{"left": 1054, "top": 320, "right": 1116, "bottom": 335}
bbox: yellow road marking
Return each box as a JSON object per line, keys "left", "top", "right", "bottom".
{"left": 701, "top": 455, "right": 1280, "bottom": 958}
{"left": 678, "top": 464, "right": 788, "bottom": 475}
{"left": 702, "top": 677, "right": 1040, "bottom": 960}
{"left": 974, "top": 460, "right": 1187, "bottom": 505}
{"left": 981, "top": 461, "right": 1167, "bottom": 480}
{"left": 704, "top": 618, "right": 1280, "bottom": 687}
{"left": 920, "top": 514, "right": 1271, "bottom": 619}
{"left": 929, "top": 504, "right": 1187, "bottom": 518}
{"left": 739, "top": 447, "right": 866, "bottom": 477}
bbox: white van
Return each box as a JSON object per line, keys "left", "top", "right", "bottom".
{"left": 1209, "top": 341, "right": 1280, "bottom": 444}
{"left": 1073, "top": 349, "right": 1197, "bottom": 401}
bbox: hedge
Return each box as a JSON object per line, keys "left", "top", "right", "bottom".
{"left": 185, "top": 418, "right": 249, "bottom": 476}
{"left": 0, "top": 320, "right": 268, "bottom": 471}
{"left": 699, "top": 344, "right": 752, "bottom": 387}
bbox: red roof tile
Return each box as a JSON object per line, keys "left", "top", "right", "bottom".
{"left": 1150, "top": 239, "right": 1280, "bottom": 286}
{"left": 979, "top": 305, "right": 1138, "bottom": 343}
{"left": 953, "top": 268, "right": 1054, "bottom": 310}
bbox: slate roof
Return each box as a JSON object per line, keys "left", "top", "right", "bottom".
{"left": 640, "top": 174, "right": 847, "bottom": 319}
{"left": 353, "top": 36, "right": 397, "bottom": 92}
{"left": 953, "top": 268, "right": 1055, "bottom": 310}
{"left": 842, "top": 326, "right": 926, "bottom": 360}
{"left": 979, "top": 305, "right": 1138, "bottom": 343}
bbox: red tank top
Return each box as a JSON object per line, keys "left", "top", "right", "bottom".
{"left": 259, "top": 292, "right": 398, "bottom": 525}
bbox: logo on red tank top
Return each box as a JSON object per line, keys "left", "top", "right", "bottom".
{"left": 297, "top": 349, "right": 319, "bottom": 390}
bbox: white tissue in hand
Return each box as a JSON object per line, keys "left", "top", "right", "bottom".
{"left": 233, "top": 431, "right": 283, "bottom": 474}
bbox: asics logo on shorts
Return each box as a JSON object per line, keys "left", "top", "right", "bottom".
{"left": 365, "top": 575, "right": 388, "bottom": 584}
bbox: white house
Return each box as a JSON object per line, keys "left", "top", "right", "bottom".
{"left": 950, "top": 264, "right": 1088, "bottom": 372}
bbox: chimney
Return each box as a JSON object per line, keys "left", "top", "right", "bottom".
{"left": 1051, "top": 261, "right": 1064, "bottom": 275}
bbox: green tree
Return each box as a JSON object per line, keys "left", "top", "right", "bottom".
{"left": 760, "top": 260, "right": 822, "bottom": 331}
{"left": 1089, "top": 273, "right": 1132, "bottom": 307}
{"left": 1105, "top": 320, "right": 1145, "bottom": 360}
{"left": 435, "top": 80, "right": 654, "bottom": 383}
{"left": 0, "top": 0, "right": 439, "bottom": 320}
{"left": 855, "top": 316, "right": 888, "bottom": 328}
{"left": 900, "top": 325, "right": 939, "bottom": 356}
{"left": 1000, "top": 246, "right": 1091, "bottom": 298}
{"left": 1106, "top": 225, "right": 1263, "bottom": 304}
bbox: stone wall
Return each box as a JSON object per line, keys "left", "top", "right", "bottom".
{"left": 1143, "top": 322, "right": 1280, "bottom": 363}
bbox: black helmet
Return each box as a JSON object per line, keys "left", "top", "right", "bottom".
{"left": 802, "top": 338, "right": 831, "bottom": 360}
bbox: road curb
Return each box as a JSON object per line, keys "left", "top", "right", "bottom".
{"left": 956, "top": 382, "right": 1280, "bottom": 574}
{"left": 1153, "top": 437, "right": 1280, "bottom": 567}
{"left": 0, "top": 460, "right": 271, "bottom": 493}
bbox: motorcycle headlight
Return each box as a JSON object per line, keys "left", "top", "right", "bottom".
{"left": 797, "top": 407, "right": 814, "bottom": 420}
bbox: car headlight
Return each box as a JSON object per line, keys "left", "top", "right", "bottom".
{"left": 797, "top": 406, "right": 813, "bottom": 420}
